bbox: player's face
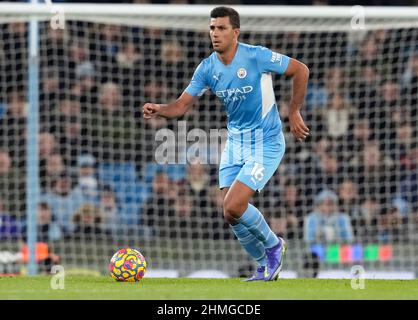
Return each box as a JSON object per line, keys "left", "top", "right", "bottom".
{"left": 209, "top": 17, "right": 239, "bottom": 53}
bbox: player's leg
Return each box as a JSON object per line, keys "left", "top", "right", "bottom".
{"left": 222, "top": 184, "right": 268, "bottom": 281}
{"left": 223, "top": 180, "right": 280, "bottom": 251}
{"left": 220, "top": 169, "right": 267, "bottom": 281}
{"left": 226, "top": 175, "right": 286, "bottom": 281}
{"left": 227, "top": 132, "right": 287, "bottom": 281}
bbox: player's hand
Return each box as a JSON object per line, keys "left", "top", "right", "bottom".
{"left": 289, "top": 111, "right": 310, "bottom": 142}
{"left": 142, "top": 103, "right": 161, "bottom": 119}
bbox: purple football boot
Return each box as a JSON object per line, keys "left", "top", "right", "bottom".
{"left": 243, "top": 265, "right": 266, "bottom": 282}
{"left": 264, "top": 237, "right": 287, "bottom": 281}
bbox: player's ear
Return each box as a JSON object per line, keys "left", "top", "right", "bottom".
{"left": 234, "top": 28, "right": 240, "bottom": 39}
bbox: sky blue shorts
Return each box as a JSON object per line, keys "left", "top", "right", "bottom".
{"left": 219, "top": 131, "right": 285, "bottom": 192}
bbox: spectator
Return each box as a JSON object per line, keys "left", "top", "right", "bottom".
{"left": 85, "top": 82, "right": 137, "bottom": 162}
{"left": 172, "top": 189, "right": 194, "bottom": 239}
{"left": 160, "top": 40, "right": 185, "bottom": 66}
{"left": 69, "top": 38, "right": 92, "bottom": 79}
{"left": 72, "top": 154, "right": 101, "bottom": 205}
{"left": 116, "top": 41, "right": 142, "bottom": 70}
{"left": 269, "top": 214, "right": 288, "bottom": 241}
{"left": 305, "top": 61, "right": 346, "bottom": 112}
{"left": 42, "top": 171, "right": 84, "bottom": 235}
{"left": 99, "top": 185, "right": 121, "bottom": 234}
{"left": 160, "top": 39, "right": 187, "bottom": 92}
{"left": 2, "top": 22, "right": 27, "bottom": 94}
{"left": 353, "top": 197, "right": 380, "bottom": 241}
{"left": 39, "top": 69, "right": 61, "bottom": 126}
{"left": 304, "top": 189, "right": 354, "bottom": 244}
{"left": 115, "top": 40, "right": 143, "bottom": 101}
{"left": 60, "top": 114, "right": 85, "bottom": 167}
{"left": 55, "top": 98, "right": 86, "bottom": 167}
{"left": 39, "top": 132, "right": 59, "bottom": 190}
{"left": 68, "top": 39, "right": 99, "bottom": 104}
{"left": 378, "top": 205, "right": 406, "bottom": 243}
{"left": 141, "top": 170, "right": 176, "bottom": 237}
{"left": 140, "top": 83, "right": 169, "bottom": 163}
{"left": 72, "top": 204, "right": 106, "bottom": 240}
{"left": 356, "top": 33, "right": 379, "bottom": 66}
{"left": 0, "top": 149, "right": 25, "bottom": 218}
{"left": 338, "top": 180, "right": 362, "bottom": 219}
{"left": 298, "top": 136, "right": 332, "bottom": 199}
{"left": 402, "top": 51, "right": 418, "bottom": 124}
{"left": 323, "top": 92, "right": 353, "bottom": 140}
{"left": 398, "top": 144, "right": 418, "bottom": 211}
{"left": 36, "top": 202, "right": 62, "bottom": 242}
{"left": 304, "top": 149, "right": 343, "bottom": 196}
{"left": 99, "top": 24, "right": 122, "bottom": 57}
{"left": 273, "top": 179, "right": 304, "bottom": 239}
{"left": 389, "top": 121, "right": 415, "bottom": 171}
{"left": 305, "top": 80, "right": 328, "bottom": 111}
{"left": 305, "top": 66, "right": 346, "bottom": 112}
{"left": 141, "top": 27, "right": 163, "bottom": 77}
{"left": 21, "top": 202, "right": 61, "bottom": 273}
{"left": 39, "top": 131, "right": 58, "bottom": 161}
{"left": 323, "top": 67, "right": 346, "bottom": 101}
{"left": 40, "top": 69, "right": 60, "bottom": 96}
{"left": 374, "top": 81, "right": 402, "bottom": 141}
{"left": 201, "top": 186, "right": 231, "bottom": 240}
{"left": 340, "top": 118, "right": 372, "bottom": 161}
{"left": 186, "top": 159, "right": 209, "bottom": 209}
{"left": 349, "top": 140, "right": 396, "bottom": 205}
{"left": 58, "top": 98, "right": 81, "bottom": 118}
{"left": 40, "top": 153, "right": 66, "bottom": 192}
{"left": 0, "top": 91, "right": 27, "bottom": 167}
{"left": 0, "top": 199, "right": 20, "bottom": 241}
{"left": 143, "top": 80, "right": 169, "bottom": 102}
{"left": 42, "top": 25, "right": 70, "bottom": 72}
{"left": 351, "top": 64, "right": 380, "bottom": 107}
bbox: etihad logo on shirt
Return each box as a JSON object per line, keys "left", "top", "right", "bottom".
{"left": 270, "top": 52, "right": 283, "bottom": 64}
{"left": 215, "top": 86, "right": 253, "bottom": 104}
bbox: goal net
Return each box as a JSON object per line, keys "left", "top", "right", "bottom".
{"left": 0, "top": 3, "right": 417, "bottom": 278}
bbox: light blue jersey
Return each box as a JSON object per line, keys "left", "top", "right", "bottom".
{"left": 186, "top": 42, "right": 290, "bottom": 141}
{"left": 185, "top": 42, "right": 290, "bottom": 191}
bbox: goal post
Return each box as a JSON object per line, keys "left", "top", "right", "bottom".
{"left": 0, "top": 3, "right": 417, "bottom": 278}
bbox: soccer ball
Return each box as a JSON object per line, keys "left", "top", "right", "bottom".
{"left": 109, "top": 248, "right": 147, "bottom": 282}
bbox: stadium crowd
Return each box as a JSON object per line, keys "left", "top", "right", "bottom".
{"left": 0, "top": 19, "right": 417, "bottom": 250}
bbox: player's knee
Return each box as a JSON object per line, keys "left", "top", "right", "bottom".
{"left": 223, "top": 213, "right": 236, "bottom": 225}
{"left": 223, "top": 198, "right": 244, "bottom": 223}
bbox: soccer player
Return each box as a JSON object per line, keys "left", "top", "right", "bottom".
{"left": 142, "top": 6, "right": 310, "bottom": 281}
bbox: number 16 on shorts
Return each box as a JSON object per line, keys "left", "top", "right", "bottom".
{"left": 250, "top": 162, "right": 265, "bottom": 185}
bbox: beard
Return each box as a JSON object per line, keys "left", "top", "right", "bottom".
{"left": 212, "top": 41, "right": 224, "bottom": 53}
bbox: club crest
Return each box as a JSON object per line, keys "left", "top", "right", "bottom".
{"left": 237, "top": 68, "right": 247, "bottom": 79}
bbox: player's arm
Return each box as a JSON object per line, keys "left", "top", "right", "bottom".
{"left": 284, "top": 58, "right": 310, "bottom": 142}
{"left": 143, "top": 60, "right": 207, "bottom": 120}
{"left": 142, "top": 91, "right": 198, "bottom": 120}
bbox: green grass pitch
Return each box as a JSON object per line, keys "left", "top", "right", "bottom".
{"left": 1, "top": 276, "right": 418, "bottom": 299}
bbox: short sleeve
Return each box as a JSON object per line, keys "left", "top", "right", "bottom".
{"left": 185, "top": 61, "right": 209, "bottom": 97}
{"left": 256, "top": 46, "right": 290, "bottom": 75}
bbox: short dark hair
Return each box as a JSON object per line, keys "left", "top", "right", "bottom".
{"left": 210, "top": 6, "right": 240, "bottom": 29}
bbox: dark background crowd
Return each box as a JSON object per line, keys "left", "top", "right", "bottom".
{"left": 0, "top": 9, "right": 417, "bottom": 253}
